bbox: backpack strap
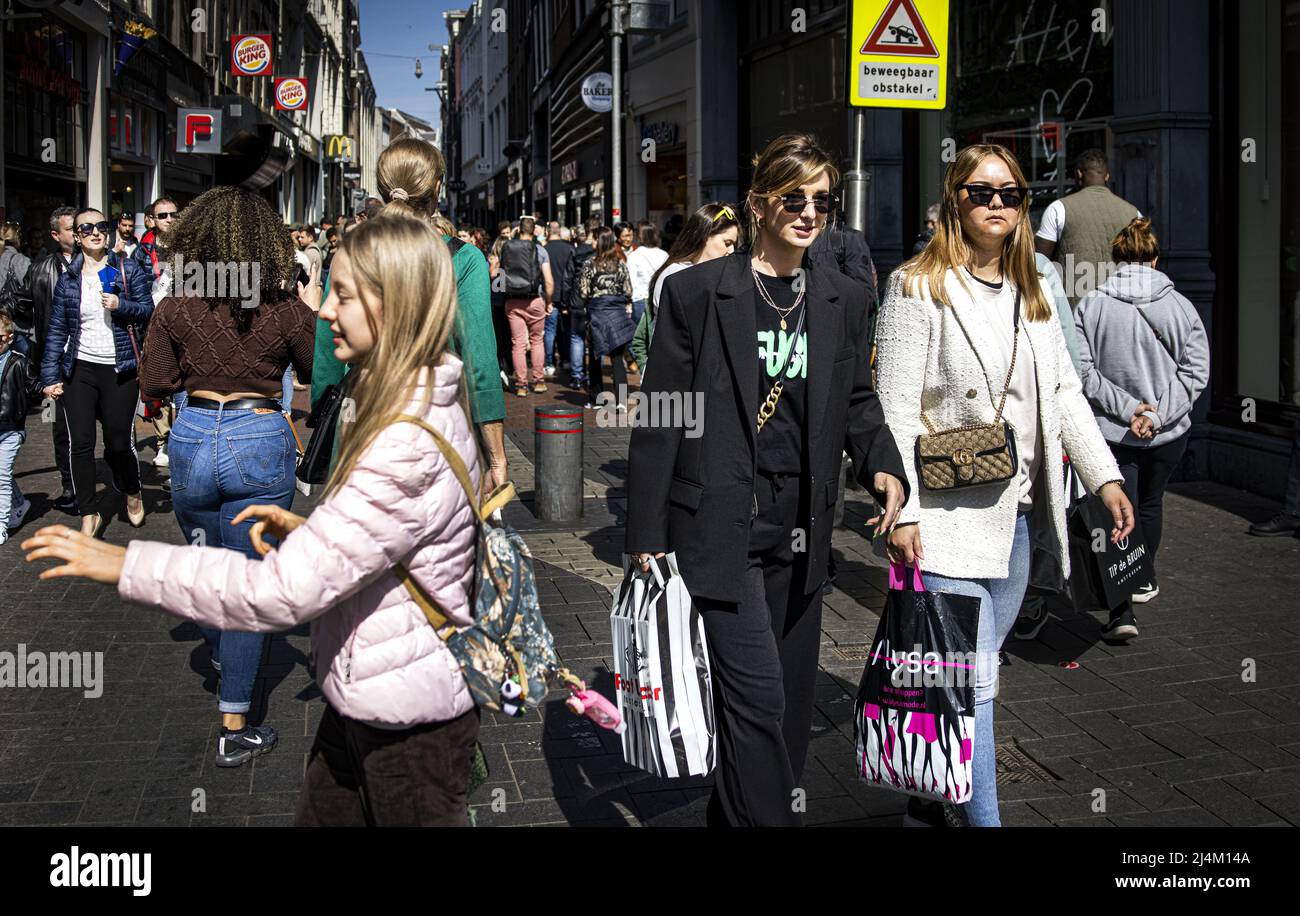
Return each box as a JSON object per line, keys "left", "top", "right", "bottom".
{"left": 393, "top": 413, "right": 517, "bottom": 522}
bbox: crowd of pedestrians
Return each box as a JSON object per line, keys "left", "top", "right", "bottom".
{"left": 0, "top": 131, "right": 1273, "bottom": 830}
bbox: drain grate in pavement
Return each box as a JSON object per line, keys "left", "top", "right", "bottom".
{"left": 996, "top": 739, "right": 1060, "bottom": 784}
{"left": 831, "top": 643, "right": 873, "bottom": 661}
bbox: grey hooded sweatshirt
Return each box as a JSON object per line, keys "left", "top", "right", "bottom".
{"left": 1074, "top": 263, "right": 1210, "bottom": 448}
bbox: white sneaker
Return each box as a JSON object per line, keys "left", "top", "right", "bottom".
{"left": 153, "top": 450, "right": 170, "bottom": 468}
{"left": 8, "top": 496, "right": 31, "bottom": 532}
{"left": 1131, "top": 582, "right": 1159, "bottom": 604}
{"left": 544, "top": 365, "right": 556, "bottom": 378}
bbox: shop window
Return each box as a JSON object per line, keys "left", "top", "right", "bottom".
{"left": 1281, "top": 0, "right": 1300, "bottom": 405}
{"left": 953, "top": 0, "right": 1116, "bottom": 211}
{"left": 2, "top": 16, "right": 88, "bottom": 176}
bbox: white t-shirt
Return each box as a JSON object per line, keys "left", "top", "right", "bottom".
{"left": 627, "top": 245, "right": 669, "bottom": 302}
{"left": 1036, "top": 198, "right": 1142, "bottom": 243}
{"left": 651, "top": 261, "right": 691, "bottom": 315}
{"left": 962, "top": 270, "right": 1041, "bottom": 509}
{"left": 76, "top": 271, "right": 117, "bottom": 365}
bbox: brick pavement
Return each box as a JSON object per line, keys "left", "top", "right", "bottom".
{"left": 2, "top": 374, "right": 1299, "bottom": 827}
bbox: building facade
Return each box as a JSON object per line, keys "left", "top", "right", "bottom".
{"left": 0, "top": 0, "right": 378, "bottom": 249}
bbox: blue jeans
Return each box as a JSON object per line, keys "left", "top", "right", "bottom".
{"left": 543, "top": 307, "right": 559, "bottom": 368}
{"left": 631, "top": 298, "right": 647, "bottom": 328}
{"left": 280, "top": 365, "right": 294, "bottom": 412}
{"left": 920, "top": 513, "right": 1031, "bottom": 827}
{"left": 0, "top": 430, "right": 25, "bottom": 542}
{"left": 167, "top": 405, "right": 296, "bottom": 715}
{"left": 569, "top": 318, "right": 587, "bottom": 384}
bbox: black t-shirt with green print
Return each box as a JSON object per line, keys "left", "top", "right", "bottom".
{"left": 754, "top": 272, "right": 807, "bottom": 475}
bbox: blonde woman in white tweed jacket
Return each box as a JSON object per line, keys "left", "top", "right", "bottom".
{"left": 875, "top": 145, "right": 1134, "bottom": 827}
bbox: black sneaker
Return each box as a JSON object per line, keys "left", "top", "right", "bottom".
{"left": 942, "top": 802, "right": 971, "bottom": 827}
{"left": 1246, "top": 512, "right": 1300, "bottom": 537}
{"left": 1102, "top": 609, "right": 1139, "bottom": 642}
{"left": 51, "top": 490, "right": 79, "bottom": 513}
{"left": 1013, "top": 603, "right": 1049, "bottom": 640}
{"left": 215, "top": 724, "right": 278, "bottom": 767}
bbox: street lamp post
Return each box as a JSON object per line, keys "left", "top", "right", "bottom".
{"left": 610, "top": 0, "right": 626, "bottom": 222}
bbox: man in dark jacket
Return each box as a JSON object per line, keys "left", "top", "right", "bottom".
{"left": 132, "top": 196, "right": 178, "bottom": 280}
{"left": 28, "top": 206, "right": 78, "bottom": 511}
{"left": 543, "top": 221, "right": 574, "bottom": 375}
{"left": 561, "top": 227, "right": 595, "bottom": 389}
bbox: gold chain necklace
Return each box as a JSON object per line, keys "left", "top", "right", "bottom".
{"left": 752, "top": 268, "right": 805, "bottom": 331}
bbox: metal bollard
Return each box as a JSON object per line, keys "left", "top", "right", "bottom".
{"left": 534, "top": 405, "right": 584, "bottom": 521}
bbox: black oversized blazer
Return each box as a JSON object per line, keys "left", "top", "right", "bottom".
{"left": 625, "top": 250, "right": 908, "bottom": 604}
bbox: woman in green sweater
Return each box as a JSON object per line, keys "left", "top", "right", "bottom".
{"left": 312, "top": 137, "right": 507, "bottom": 489}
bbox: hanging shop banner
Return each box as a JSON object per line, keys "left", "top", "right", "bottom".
{"left": 846, "top": 0, "right": 950, "bottom": 109}
{"left": 274, "top": 77, "right": 308, "bottom": 110}
{"left": 231, "top": 34, "right": 273, "bottom": 77}
{"left": 176, "top": 107, "right": 222, "bottom": 154}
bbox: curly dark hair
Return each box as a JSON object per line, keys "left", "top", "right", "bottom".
{"left": 162, "top": 186, "right": 298, "bottom": 320}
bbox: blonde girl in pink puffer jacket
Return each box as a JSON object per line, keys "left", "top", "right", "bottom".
{"left": 24, "top": 212, "right": 485, "bottom": 826}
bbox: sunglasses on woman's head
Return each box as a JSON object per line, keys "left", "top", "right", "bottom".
{"left": 711, "top": 205, "right": 737, "bottom": 224}
{"left": 959, "top": 184, "right": 1029, "bottom": 208}
{"left": 778, "top": 193, "right": 836, "bottom": 215}
{"left": 76, "top": 221, "right": 112, "bottom": 237}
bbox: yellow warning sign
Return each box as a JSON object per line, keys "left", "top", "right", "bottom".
{"left": 847, "top": 0, "right": 950, "bottom": 109}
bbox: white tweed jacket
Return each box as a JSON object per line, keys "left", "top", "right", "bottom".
{"left": 875, "top": 267, "right": 1122, "bottom": 580}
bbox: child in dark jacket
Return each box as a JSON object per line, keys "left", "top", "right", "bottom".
{"left": 0, "top": 311, "right": 35, "bottom": 544}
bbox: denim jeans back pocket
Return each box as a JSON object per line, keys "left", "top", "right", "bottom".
{"left": 224, "top": 428, "right": 289, "bottom": 490}
{"left": 165, "top": 431, "right": 204, "bottom": 493}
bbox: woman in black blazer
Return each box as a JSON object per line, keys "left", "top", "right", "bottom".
{"left": 626, "top": 134, "right": 909, "bottom": 826}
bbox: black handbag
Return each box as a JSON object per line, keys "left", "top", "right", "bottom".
{"left": 297, "top": 379, "right": 348, "bottom": 484}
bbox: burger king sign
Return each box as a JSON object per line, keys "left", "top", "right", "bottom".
{"left": 274, "top": 77, "right": 308, "bottom": 111}
{"left": 231, "top": 34, "right": 272, "bottom": 77}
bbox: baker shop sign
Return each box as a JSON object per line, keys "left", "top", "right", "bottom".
{"left": 581, "top": 72, "right": 613, "bottom": 113}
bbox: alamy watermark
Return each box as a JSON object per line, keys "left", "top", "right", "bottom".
{"left": 158, "top": 255, "right": 262, "bottom": 309}
{"left": 0, "top": 644, "right": 103, "bottom": 698}
{"left": 594, "top": 385, "right": 704, "bottom": 438}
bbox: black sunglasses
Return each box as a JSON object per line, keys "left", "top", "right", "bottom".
{"left": 76, "top": 221, "right": 112, "bottom": 237}
{"left": 959, "top": 184, "right": 1029, "bottom": 208}
{"left": 154, "top": 210, "right": 178, "bottom": 220}
{"left": 779, "top": 193, "right": 837, "bottom": 215}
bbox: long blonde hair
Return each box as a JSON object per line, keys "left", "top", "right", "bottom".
{"left": 322, "top": 213, "right": 472, "bottom": 499}
{"left": 901, "top": 144, "right": 1050, "bottom": 322}
{"left": 376, "top": 135, "right": 457, "bottom": 238}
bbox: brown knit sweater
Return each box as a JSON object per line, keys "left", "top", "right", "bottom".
{"left": 140, "top": 294, "right": 315, "bottom": 398}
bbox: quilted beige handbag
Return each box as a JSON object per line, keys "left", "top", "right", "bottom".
{"left": 914, "top": 289, "right": 1021, "bottom": 491}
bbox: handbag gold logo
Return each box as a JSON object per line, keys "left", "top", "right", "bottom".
{"left": 953, "top": 447, "right": 975, "bottom": 466}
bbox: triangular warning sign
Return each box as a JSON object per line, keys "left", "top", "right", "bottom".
{"left": 860, "top": 0, "right": 939, "bottom": 57}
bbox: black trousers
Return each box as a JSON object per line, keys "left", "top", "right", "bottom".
{"left": 696, "top": 471, "right": 823, "bottom": 826}
{"left": 593, "top": 344, "right": 629, "bottom": 404}
{"left": 296, "top": 704, "right": 480, "bottom": 827}
{"left": 61, "top": 360, "right": 141, "bottom": 514}
{"left": 1109, "top": 433, "right": 1188, "bottom": 614}
{"left": 52, "top": 395, "right": 73, "bottom": 492}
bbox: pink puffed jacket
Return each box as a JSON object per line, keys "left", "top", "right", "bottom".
{"left": 118, "top": 356, "right": 480, "bottom": 727}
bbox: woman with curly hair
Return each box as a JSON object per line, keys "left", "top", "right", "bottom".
{"left": 139, "top": 186, "right": 316, "bottom": 768}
